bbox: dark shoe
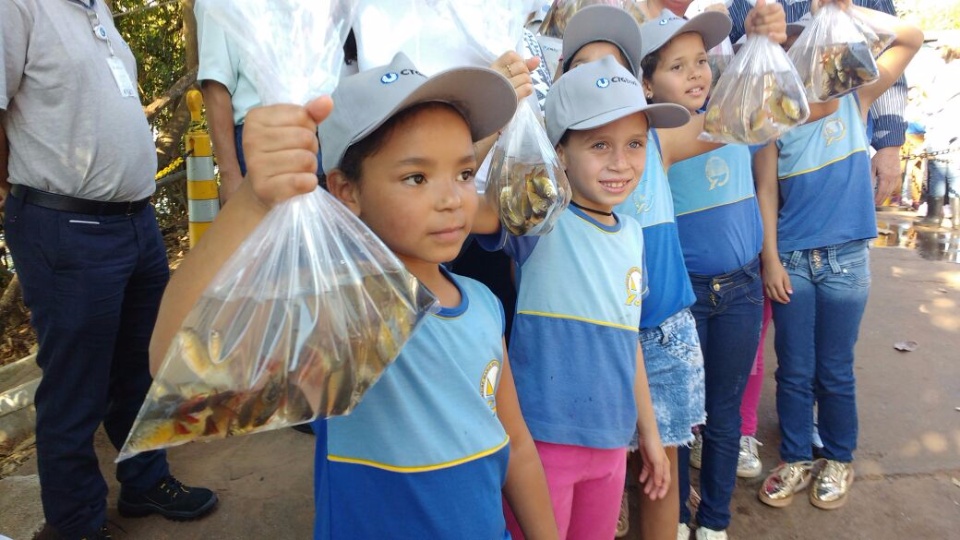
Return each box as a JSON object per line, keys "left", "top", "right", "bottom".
{"left": 118, "top": 475, "right": 218, "bottom": 521}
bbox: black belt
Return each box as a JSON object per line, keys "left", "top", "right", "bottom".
{"left": 10, "top": 184, "right": 151, "bottom": 216}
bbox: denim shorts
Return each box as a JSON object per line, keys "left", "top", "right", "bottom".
{"left": 636, "top": 308, "right": 706, "bottom": 447}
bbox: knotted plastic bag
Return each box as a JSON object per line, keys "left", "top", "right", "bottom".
{"left": 485, "top": 100, "right": 571, "bottom": 236}
{"left": 701, "top": 34, "right": 810, "bottom": 145}
{"left": 536, "top": 0, "right": 644, "bottom": 79}
{"left": 787, "top": 3, "right": 880, "bottom": 102}
{"left": 118, "top": 0, "right": 437, "bottom": 461}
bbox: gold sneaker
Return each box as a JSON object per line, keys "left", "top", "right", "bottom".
{"left": 809, "top": 459, "right": 854, "bottom": 510}
{"left": 758, "top": 461, "right": 814, "bottom": 508}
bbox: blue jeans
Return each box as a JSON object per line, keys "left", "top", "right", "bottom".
{"left": 772, "top": 240, "right": 870, "bottom": 463}
{"left": 4, "top": 194, "right": 170, "bottom": 537}
{"left": 680, "top": 257, "right": 764, "bottom": 530}
{"left": 928, "top": 158, "right": 959, "bottom": 199}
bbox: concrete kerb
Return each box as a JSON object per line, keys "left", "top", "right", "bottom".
{"left": 0, "top": 354, "right": 42, "bottom": 540}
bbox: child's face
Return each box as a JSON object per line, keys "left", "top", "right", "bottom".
{"left": 568, "top": 42, "right": 629, "bottom": 73}
{"left": 644, "top": 32, "right": 711, "bottom": 112}
{"left": 557, "top": 112, "right": 650, "bottom": 213}
{"left": 337, "top": 106, "right": 478, "bottom": 271}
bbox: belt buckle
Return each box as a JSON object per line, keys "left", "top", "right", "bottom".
{"left": 124, "top": 199, "right": 140, "bottom": 216}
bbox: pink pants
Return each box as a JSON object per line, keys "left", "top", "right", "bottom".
{"left": 505, "top": 441, "right": 626, "bottom": 540}
{"left": 740, "top": 298, "right": 772, "bottom": 436}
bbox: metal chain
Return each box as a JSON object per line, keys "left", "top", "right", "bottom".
{"left": 901, "top": 147, "right": 959, "bottom": 161}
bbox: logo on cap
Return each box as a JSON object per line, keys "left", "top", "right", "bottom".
{"left": 380, "top": 72, "right": 399, "bottom": 84}
{"left": 596, "top": 78, "right": 610, "bottom": 88}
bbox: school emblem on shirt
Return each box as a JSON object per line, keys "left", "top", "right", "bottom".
{"left": 633, "top": 191, "right": 652, "bottom": 214}
{"left": 480, "top": 360, "right": 501, "bottom": 413}
{"left": 823, "top": 118, "right": 846, "bottom": 146}
{"left": 625, "top": 267, "right": 644, "bottom": 307}
{"left": 705, "top": 156, "right": 730, "bottom": 191}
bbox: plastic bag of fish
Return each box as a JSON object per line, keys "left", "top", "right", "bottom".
{"left": 535, "top": 0, "right": 645, "bottom": 78}
{"left": 700, "top": 34, "right": 810, "bottom": 145}
{"left": 787, "top": 3, "right": 880, "bottom": 102}
{"left": 486, "top": 100, "right": 571, "bottom": 236}
{"left": 117, "top": 0, "right": 440, "bottom": 462}
{"left": 118, "top": 196, "right": 437, "bottom": 461}
{"left": 849, "top": 9, "right": 895, "bottom": 59}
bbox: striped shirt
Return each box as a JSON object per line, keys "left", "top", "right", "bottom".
{"left": 727, "top": 0, "right": 906, "bottom": 149}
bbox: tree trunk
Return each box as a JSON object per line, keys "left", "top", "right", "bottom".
{"left": 182, "top": 0, "right": 198, "bottom": 71}
{"left": 0, "top": 273, "right": 24, "bottom": 338}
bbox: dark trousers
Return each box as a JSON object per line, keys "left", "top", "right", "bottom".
{"left": 4, "top": 193, "right": 170, "bottom": 537}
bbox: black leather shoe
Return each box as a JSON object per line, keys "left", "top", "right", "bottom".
{"left": 118, "top": 475, "right": 218, "bottom": 521}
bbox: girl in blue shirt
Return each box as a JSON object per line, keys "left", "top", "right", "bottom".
{"left": 149, "top": 53, "right": 559, "bottom": 540}
{"left": 754, "top": 0, "right": 922, "bottom": 512}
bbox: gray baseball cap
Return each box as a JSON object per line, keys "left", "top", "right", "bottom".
{"left": 318, "top": 52, "right": 517, "bottom": 173}
{"left": 561, "top": 5, "right": 643, "bottom": 77}
{"left": 545, "top": 55, "right": 689, "bottom": 146}
{"left": 639, "top": 9, "right": 732, "bottom": 61}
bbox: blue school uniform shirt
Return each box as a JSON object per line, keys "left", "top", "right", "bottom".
{"left": 776, "top": 94, "right": 877, "bottom": 252}
{"left": 668, "top": 144, "right": 763, "bottom": 275}
{"left": 311, "top": 272, "right": 511, "bottom": 540}
{"left": 481, "top": 206, "right": 646, "bottom": 449}
{"left": 615, "top": 130, "right": 696, "bottom": 328}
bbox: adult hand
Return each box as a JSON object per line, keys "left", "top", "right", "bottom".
{"left": 745, "top": 0, "right": 787, "bottom": 44}
{"left": 763, "top": 262, "right": 793, "bottom": 304}
{"left": 242, "top": 97, "right": 332, "bottom": 210}
{"left": 638, "top": 436, "right": 671, "bottom": 501}
{"left": 872, "top": 146, "right": 902, "bottom": 206}
{"left": 491, "top": 51, "right": 540, "bottom": 102}
{"left": 0, "top": 178, "right": 9, "bottom": 210}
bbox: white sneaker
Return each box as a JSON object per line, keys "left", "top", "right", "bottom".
{"left": 736, "top": 436, "right": 763, "bottom": 478}
{"left": 677, "top": 523, "right": 692, "bottom": 540}
{"left": 689, "top": 431, "right": 703, "bottom": 469}
{"left": 696, "top": 526, "right": 728, "bottom": 540}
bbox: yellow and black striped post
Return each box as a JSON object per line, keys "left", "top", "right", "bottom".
{"left": 184, "top": 89, "right": 219, "bottom": 247}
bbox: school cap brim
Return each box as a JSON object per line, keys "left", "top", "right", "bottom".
{"left": 319, "top": 52, "right": 518, "bottom": 173}
{"left": 562, "top": 5, "right": 643, "bottom": 77}
{"left": 546, "top": 55, "right": 689, "bottom": 147}
{"left": 640, "top": 9, "right": 732, "bottom": 60}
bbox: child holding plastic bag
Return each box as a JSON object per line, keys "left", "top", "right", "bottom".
{"left": 755, "top": 0, "right": 921, "bottom": 512}
{"left": 150, "top": 53, "right": 558, "bottom": 540}
{"left": 636, "top": 5, "right": 786, "bottom": 538}
{"left": 476, "top": 54, "right": 691, "bottom": 540}
{"left": 558, "top": 4, "right": 783, "bottom": 539}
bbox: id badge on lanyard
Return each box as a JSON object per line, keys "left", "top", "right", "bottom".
{"left": 77, "top": 0, "right": 138, "bottom": 98}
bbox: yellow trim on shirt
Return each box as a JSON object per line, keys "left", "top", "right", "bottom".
{"left": 674, "top": 194, "right": 756, "bottom": 217}
{"left": 328, "top": 436, "right": 510, "bottom": 473}
{"left": 778, "top": 148, "right": 867, "bottom": 181}
{"left": 517, "top": 310, "right": 639, "bottom": 332}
